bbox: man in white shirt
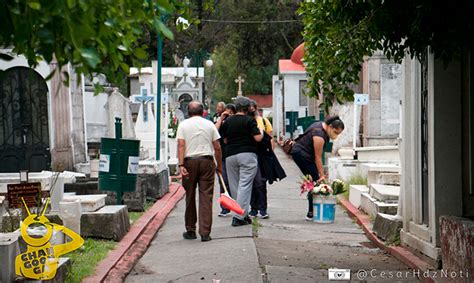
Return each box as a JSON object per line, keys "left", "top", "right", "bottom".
{"left": 177, "top": 101, "right": 222, "bottom": 242}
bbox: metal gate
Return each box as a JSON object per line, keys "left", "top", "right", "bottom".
{"left": 0, "top": 67, "right": 51, "bottom": 172}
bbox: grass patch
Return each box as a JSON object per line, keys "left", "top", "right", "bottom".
{"left": 252, "top": 218, "right": 262, "bottom": 237}
{"left": 386, "top": 233, "right": 401, "bottom": 246}
{"left": 129, "top": 201, "right": 155, "bottom": 224}
{"left": 342, "top": 174, "right": 368, "bottom": 199}
{"left": 66, "top": 201, "right": 155, "bottom": 281}
{"left": 66, "top": 238, "right": 117, "bottom": 282}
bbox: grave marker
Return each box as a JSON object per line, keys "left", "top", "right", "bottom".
{"left": 6, "top": 183, "right": 42, "bottom": 208}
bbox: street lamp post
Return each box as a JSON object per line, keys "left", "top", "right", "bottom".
{"left": 188, "top": 49, "right": 213, "bottom": 107}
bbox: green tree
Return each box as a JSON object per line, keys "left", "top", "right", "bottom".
{"left": 299, "top": 0, "right": 474, "bottom": 112}
{"left": 150, "top": 0, "right": 303, "bottom": 98}
{"left": 0, "top": 0, "right": 193, "bottom": 89}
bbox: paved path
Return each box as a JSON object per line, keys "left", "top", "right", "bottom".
{"left": 126, "top": 148, "right": 417, "bottom": 282}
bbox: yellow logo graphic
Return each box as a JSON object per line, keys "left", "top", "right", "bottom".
{"left": 15, "top": 198, "right": 84, "bottom": 280}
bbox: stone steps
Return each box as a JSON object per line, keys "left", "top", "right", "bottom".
{"left": 369, "top": 184, "right": 400, "bottom": 203}
{"left": 349, "top": 185, "right": 369, "bottom": 209}
{"left": 360, "top": 193, "right": 398, "bottom": 219}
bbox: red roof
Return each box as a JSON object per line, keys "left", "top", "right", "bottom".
{"left": 279, "top": 59, "right": 305, "bottom": 73}
{"left": 279, "top": 42, "right": 306, "bottom": 73}
{"left": 245, "top": 94, "right": 273, "bottom": 108}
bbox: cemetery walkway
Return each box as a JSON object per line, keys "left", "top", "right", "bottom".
{"left": 125, "top": 148, "right": 416, "bottom": 282}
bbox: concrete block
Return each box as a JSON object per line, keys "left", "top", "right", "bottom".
{"left": 80, "top": 205, "right": 130, "bottom": 241}
{"left": 62, "top": 194, "right": 106, "bottom": 212}
{"left": 377, "top": 172, "right": 400, "bottom": 186}
{"left": 0, "top": 231, "right": 20, "bottom": 283}
{"left": 370, "top": 184, "right": 400, "bottom": 202}
{"left": 360, "top": 193, "right": 398, "bottom": 219}
{"left": 349, "top": 185, "right": 369, "bottom": 209}
{"left": 439, "top": 216, "right": 474, "bottom": 277}
{"left": 138, "top": 171, "right": 169, "bottom": 202}
{"left": 373, "top": 213, "right": 402, "bottom": 242}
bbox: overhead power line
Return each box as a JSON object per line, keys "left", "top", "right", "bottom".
{"left": 201, "top": 19, "right": 300, "bottom": 24}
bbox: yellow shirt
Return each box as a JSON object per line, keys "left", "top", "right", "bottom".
{"left": 256, "top": 116, "right": 273, "bottom": 135}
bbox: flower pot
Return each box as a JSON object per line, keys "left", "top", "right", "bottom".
{"left": 312, "top": 195, "right": 337, "bottom": 223}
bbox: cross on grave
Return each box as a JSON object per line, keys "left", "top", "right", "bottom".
{"left": 235, "top": 75, "right": 245, "bottom": 97}
{"left": 135, "top": 88, "right": 154, "bottom": 122}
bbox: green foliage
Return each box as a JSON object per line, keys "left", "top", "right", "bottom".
{"left": 299, "top": 0, "right": 474, "bottom": 112}
{"left": 331, "top": 179, "right": 346, "bottom": 195}
{"left": 342, "top": 174, "right": 368, "bottom": 199}
{"left": 158, "top": 0, "right": 303, "bottom": 102}
{"left": 0, "top": 0, "right": 194, "bottom": 88}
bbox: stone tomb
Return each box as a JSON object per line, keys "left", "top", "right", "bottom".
{"left": 64, "top": 160, "right": 169, "bottom": 212}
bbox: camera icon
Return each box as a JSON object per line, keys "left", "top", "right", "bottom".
{"left": 328, "top": 269, "right": 351, "bottom": 280}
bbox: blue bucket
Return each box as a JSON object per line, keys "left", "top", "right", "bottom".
{"left": 313, "top": 195, "right": 336, "bottom": 223}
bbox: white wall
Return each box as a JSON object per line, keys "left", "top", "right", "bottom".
{"left": 330, "top": 102, "right": 361, "bottom": 152}
{"left": 283, "top": 73, "right": 308, "bottom": 117}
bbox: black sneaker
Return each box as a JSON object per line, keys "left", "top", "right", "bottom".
{"left": 183, "top": 231, "right": 197, "bottom": 239}
{"left": 218, "top": 208, "right": 230, "bottom": 217}
{"left": 245, "top": 216, "right": 252, "bottom": 224}
{"left": 201, "top": 235, "right": 212, "bottom": 242}
{"left": 305, "top": 212, "right": 313, "bottom": 221}
{"left": 259, "top": 209, "right": 269, "bottom": 219}
{"left": 249, "top": 209, "right": 258, "bottom": 217}
{"left": 232, "top": 217, "right": 249, "bottom": 227}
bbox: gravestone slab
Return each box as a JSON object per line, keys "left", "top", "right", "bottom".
{"left": 64, "top": 179, "right": 145, "bottom": 211}
{"left": 377, "top": 172, "right": 400, "bottom": 186}
{"left": 370, "top": 184, "right": 400, "bottom": 202}
{"left": 62, "top": 194, "right": 106, "bottom": 212}
{"left": 0, "top": 230, "right": 20, "bottom": 283}
{"left": 373, "top": 213, "right": 402, "bottom": 242}
{"left": 138, "top": 161, "right": 170, "bottom": 201}
{"left": 80, "top": 205, "right": 130, "bottom": 241}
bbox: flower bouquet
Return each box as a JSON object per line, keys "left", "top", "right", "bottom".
{"left": 299, "top": 175, "right": 346, "bottom": 223}
{"left": 299, "top": 175, "right": 346, "bottom": 196}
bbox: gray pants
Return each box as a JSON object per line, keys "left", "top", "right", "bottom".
{"left": 226, "top": 152, "right": 258, "bottom": 220}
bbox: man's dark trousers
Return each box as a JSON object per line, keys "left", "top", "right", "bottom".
{"left": 182, "top": 157, "right": 216, "bottom": 236}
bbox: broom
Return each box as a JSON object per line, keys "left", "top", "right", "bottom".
{"left": 217, "top": 172, "right": 244, "bottom": 216}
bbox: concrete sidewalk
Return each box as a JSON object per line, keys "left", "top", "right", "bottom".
{"left": 126, "top": 148, "right": 416, "bottom": 282}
